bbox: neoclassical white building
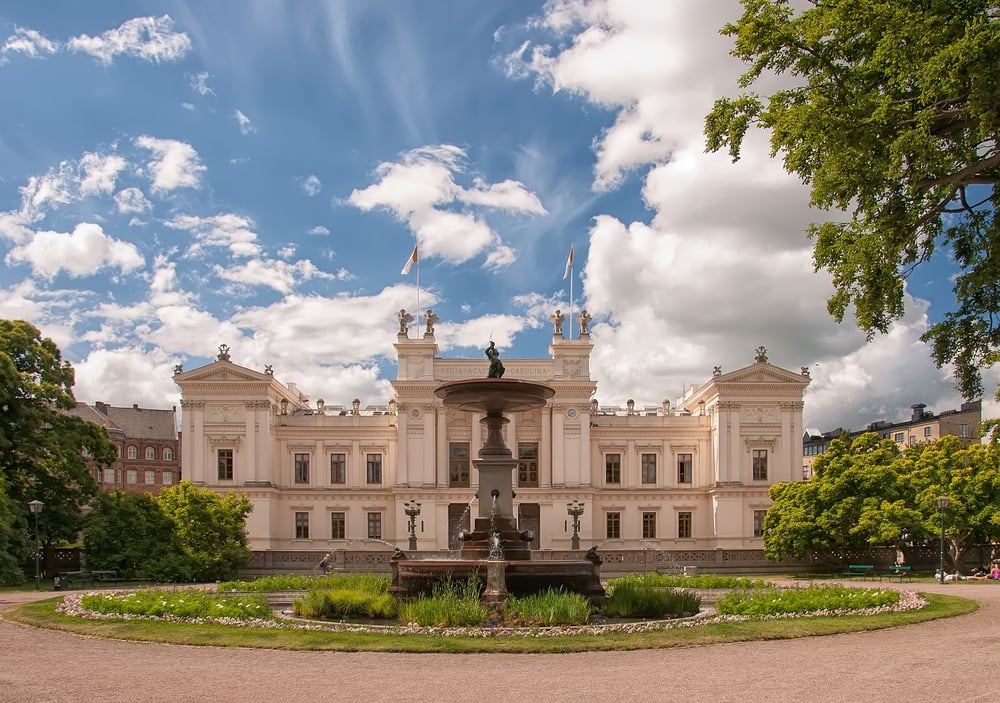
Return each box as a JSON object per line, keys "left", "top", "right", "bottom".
{"left": 175, "top": 322, "right": 809, "bottom": 554}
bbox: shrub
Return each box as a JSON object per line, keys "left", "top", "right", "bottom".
{"left": 604, "top": 575, "right": 701, "bottom": 618}
{"left": 715, "top": 585, "right": 901, "bottom": 616}
{"left": 292, "top": 589, "right": 398, "bottom": 620}
{"left": 504, "top": 588, "right": 592, "bottom": 626}
{"left": 220, "top": 573, "right": 390, "bottom": 593}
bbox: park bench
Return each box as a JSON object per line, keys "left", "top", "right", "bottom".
{"left": 58, "top": 571, "right": 94, "bottom": 589}
{"left": 92, "top": 570, "right": 124, "bottom": 583}
{"left": 840, "top": 564, "right": 875, "bottom": 580}
{"left": 883, "top": 565, "right": 912, "bottom": 582}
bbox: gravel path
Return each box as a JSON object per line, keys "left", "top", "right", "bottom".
{"left": 1, "top": 582, "right": 997, "bottom": 703}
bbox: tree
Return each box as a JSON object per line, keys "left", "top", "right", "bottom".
{"left": 0, "top": 476, "right": 28, "bottom": 585}
{"left": 156, "top": 481, "right": 253, "bottom": 581}
{"left": 763, "top": 433, "right": 909, "bottom": 562}
{"left": 0, "top": 320, "right": 117, "bottom": 550}
{"left": 83, "top": 491, "right": 180, "bottom": 579}
{"left": 705, "top": 0, "right": 1000, "bottom": 400}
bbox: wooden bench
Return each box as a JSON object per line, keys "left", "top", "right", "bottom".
{"left": 883, "top": 565, "right": 912, "bottom": 582}
{"left": 840, "top": 564, "right": 875, "bottom": 580}
{"left": 58, "top": 571, "right": 94, "bottom": 588}
{"left": 92, "top": 570, "right": 124, "bottom": 583}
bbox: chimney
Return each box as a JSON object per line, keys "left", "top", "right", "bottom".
{"left": 910, "top": 403, "right": 927, "bottom": 421}
{"left": 95, "top": 401, "right": 109, "bottom": 415}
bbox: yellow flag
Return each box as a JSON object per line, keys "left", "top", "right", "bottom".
{"left": 562, "top": 244, "right": 574, "bottom": 279}
{"left": 401, "top": 245, "right": 418, "bottom": 275}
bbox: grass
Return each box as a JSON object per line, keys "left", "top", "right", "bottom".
{"left": 3, "top": 591, "right": 976, "bottom": 653}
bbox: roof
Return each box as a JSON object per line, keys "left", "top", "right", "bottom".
{"left": 64, "top": 402, "right": 178, "bottom": 440}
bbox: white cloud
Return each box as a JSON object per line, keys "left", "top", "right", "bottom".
{"left": 181, "top": 102, "right": 195, "bottom": 111}
{"left": 114, "top": 187, "right": 151, "bottom": 214}
{"left": 134, "top": 136, "right": 205, "bottom": 193}
{"left": 6, "top": 222, "right": 144, "bottom": 279}
{"left": 1, "top": 26, "right": 60, "bottom": 62}
{"left": 79, "top": 152, "right": 127, "bottom": 197}
{"left": 308, "top": 225, "right": 330, "bottom": 236}
{"left": 189, "top": 71, "right": 214, "bottom": 96}
{"left": 213, "top": 258, "right": 334, "bottom": 294}
{"left": 348, "top": 145, "right": 546, "bottom": 267}
{"left": 72, "top": 346, "right": 181, "bottom": 409}
{"left": 234, "top": 109, "right": 256, "bottom": 135}
{"left": 164, "top": 213, "right": 260, "bottom": 257}
{"left": 301, "top": 175, "right": 322, "bottom": 196}
{"left": 67, "top": 15, "right": 192, "bottom": 65}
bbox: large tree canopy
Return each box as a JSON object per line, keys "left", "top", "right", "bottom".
{"left": 0, "top": 320, "right": 116, "bottom": 547}
{"left": 705, "top": 0, "right": 1000, "bottom": 400}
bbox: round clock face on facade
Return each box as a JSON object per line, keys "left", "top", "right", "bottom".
{"left": 410, "top": 407, "right": 421, "bottom": 418}
{"left": 566, "top": 407, "right": 578, "bottom": 419}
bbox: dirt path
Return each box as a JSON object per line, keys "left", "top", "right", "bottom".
{"left": 1, "top": 582, "right": 997, "bottom": 703}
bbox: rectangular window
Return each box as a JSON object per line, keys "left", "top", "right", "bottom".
{"left": 753, "top": 509, "right": 768, "bottom": 538}
{"left": 367, "top": 512, "right": 382, "bottom": 540}
{"left": 677, "top": 453, "right": 693, "bottom": 483}
{"left": 217, "top": 449, "right": 234, "bottom": 480}
{"left": 642, "top": 512, "right": 657, "bottom": 539}
{"left": 606, "top": 512, "right": 621, "bottom": 539}
{"left": 366, "top": 454, "right": 382, "bottom": 484}
{"left": 294, "top": 512, "right": 309, "bottom": 539}
{"left": 163, "top": 448, "right": 173, "bottom": 461}
{"left": 162, "top": 471, "right": 173, "bottom": 486}
{"left": 449, "top": 442, "right": 470, "bottom": 487}
{"left": 678, "top": 511, "right": 692, "bottom": 539}
{"left": 144, "top": 470, "right": 156, "bottom": 485}
{"left": 517, "top": 442, "right": 539, "bottom": 487}
{"left": 605, "top": 453, "right": 621, "bottom": 484}
{"left": 330, "top": 453, "right": 346, "bottom": 484}
{"left": 330, "top": 512, "right": 346, "bottom": 540}
{"left": 103, "top": 468, "right": 116, "bottom": 484}
{"left": 894, "top": 432, "right": 905, "bottom": 442}
{"left": 294, "top": 453, "right": 310, "bottom": 484}
{"left": 126, "top": 469, "right": 137, "bottom": 484}
{"left": 924, "top": 426, "right": 933, "bottom": 437}
{"left": 958, "top": 424, "right": 968, "bottom": 438}
{"left": 641, "top": 454, "right": 657, "bottom": 484}
{"left": 752, "top": 449, "right": 768, "bottom": 481}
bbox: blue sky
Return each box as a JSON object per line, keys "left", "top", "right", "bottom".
{"left": 0, "top": 1, "right": 992, "bottom": 431}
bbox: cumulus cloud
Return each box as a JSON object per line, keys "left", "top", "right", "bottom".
{"left": 213, "top": 258, "right": 334, "bottom": 294}
{"left": 114, "top": 187, "right": 151, "bottom": 214}
{"left": 79, "top": 152, "right": 127, "bottom": 197}
{"left": 233, "top": 109, "right": 256, "bottom": 135}
{"left": 134, "top": 136, "right": 205, "bottom": 193}
{"left": 67, "top": 15, "right": 192, "bottom": 65}
{"left": 348, "top": 145, "right": 546, "bottom": 267}
{"left": 502, "top": 0, "right": 967, "bottom": 431}
{"left": 308, "top": 225, "right": 330, "bottom": 236}
{"left": 6, "top": 222, "right": 144, "bottom": 279}
{"left": 164, "top": 212, "right": 260, "bottom": 257}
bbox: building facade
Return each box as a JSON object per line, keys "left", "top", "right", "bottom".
{"left": 64, "top": 402, "right": 181, "bottom": 494}
{"left": 174, "top": 327, "right": 810, "bottom": 553}
{"left": 802, "top": 400, "right": 982, "bottom": 478}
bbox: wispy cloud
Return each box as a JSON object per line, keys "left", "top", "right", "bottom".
{"left": 233, "top": 109, "right": 256, "bottom": 135}
{"left": 67, "top": 15, "right": 192, "bottom": 65}
{"left": 0, "top": 26, "right": 59, "bottom": 63}
{"left": 301, "top": 175, "right": 322, "bottom": 196}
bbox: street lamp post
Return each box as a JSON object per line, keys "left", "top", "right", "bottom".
{"left": 28, "top": 500, "right": 43, "bottom": 591}
{"left": 404, "top": 501, "right": 421, "bottom": 551}
{"left": 937, "top": 496, "right": 950, "bottom": 584}
{"left": 567, "top": 500, "right": 584, "bottom": 551}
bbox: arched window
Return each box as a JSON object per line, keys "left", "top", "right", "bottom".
{"left": 163, "top": 447, "right": 173, "bottom": 461}
{"left": 145, "top": 446, "right": 155, "bottom": 460}
{"left": 127, "top": 445, "right": 137, "bottom": 460}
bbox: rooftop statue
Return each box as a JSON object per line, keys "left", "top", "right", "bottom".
{"left": 398, "top": 308, "right": 414, "bottom": 336}
{"left": 485, "top": 341, "right": 505, "bottom": 378}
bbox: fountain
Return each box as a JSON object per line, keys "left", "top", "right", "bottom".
{"left": 389, "top": 355, "right": 606, "bottom": 605}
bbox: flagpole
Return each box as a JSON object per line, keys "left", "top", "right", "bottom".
{"left": 569, "top": 261, "right": 574, "bottom": 339}
{"left": 416, "top": 252, "right": 420, "bottom": 318}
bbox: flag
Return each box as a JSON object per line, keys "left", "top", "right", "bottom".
{"left": 562, "top": 244, "right": 574, "bottom": 279}
{"left": 401, "top": 245, "right": 418, "bottom": 275}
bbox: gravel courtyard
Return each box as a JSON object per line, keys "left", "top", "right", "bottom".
{"left": 1, "top": 581, "right": 996, "bottom": 703}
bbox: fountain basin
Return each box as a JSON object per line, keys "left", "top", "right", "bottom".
{"left": 389, "top": 557, "right": 606, "bottom": 605}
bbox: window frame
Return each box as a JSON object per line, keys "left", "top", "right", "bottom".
{"left": 517, "top": 442, "right": 539, "bottom": 487}
{"left": 217, "top": 449, "right": 234, "bottom": 481}
{"left": 367, "top": 512, "right": 382, "bottom": 540}
{"left": 752, "top": 449, "right": 768, "bottom": 481}
{"left": 605, "top": 453, "right": 621, "bottom": 484}
{"left": 449, "top": 442, "right": 471, "bottom": 487}
{"left": 641, "top": 511, "right": 657, "bottom": 539}
{"left": 606, "top": 511, "right": 621, "bottom": 539}
{"left": 294, "top": 453, "right": 310, "bottom": 484}
{"left": 294, "top": 511, "right": 310, "bottom": 539}
{"left": 753, "top": 509, "right": 768, "bottom": 538}
{"left": 330, "top": 512, "right": 346, "bottom": 540}
{"left": 366, "top": 454, "right": 383, "bottom": 484}
{"left": 677, "top": 453, "right": 693, "bottom": 484}
{"left": 641, "top": 453, "right": 657, "bottom": 484}
{"left": 677, "top": 511, "right": 692, "bottom": 539}
{"left": 330, "top": 453, "right": 347, "bottom": 484}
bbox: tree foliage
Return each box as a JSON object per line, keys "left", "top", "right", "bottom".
{"left": 763, "top": 434, "right": 1000, "bottom": 571}
{"left": 0, "top": 476, "right": 28, "bottom": 585}
{"left": 0, "top": 320, "right": 116, "bottom": 549}
{"left": 84, "top": 481, "right": 253, "bottom": 582}
{"left": 705, "top": 0, "right": 1000, "bottom": 400}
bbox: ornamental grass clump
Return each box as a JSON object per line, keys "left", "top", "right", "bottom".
{"left": 716, "top": 585, "right": 901, "bottom": 616}
{"left": 292, "top": 589, "right": 398, "bottom": 620}
{"left": 604, "top": 575, "right": 702, "bottom": 618}
{"left": 80, "top": 589, "right": 271, "bottom": 620}
{"left": 504, "top": 588, "right": 593, "bottom": 626}
{"left": 631, "top": 573, "right": 770, "bottom": 590}
{"left": 398, "top": 577, "right": 489, "bottom": 627}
